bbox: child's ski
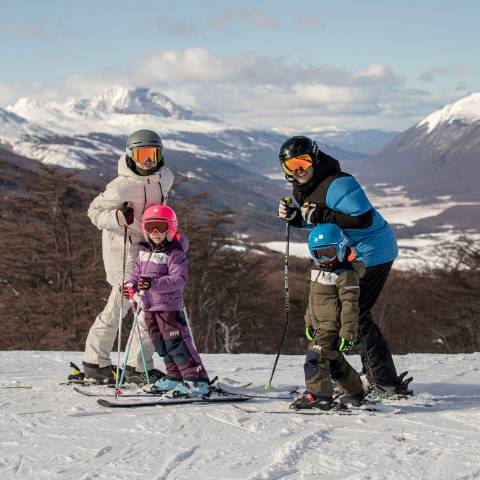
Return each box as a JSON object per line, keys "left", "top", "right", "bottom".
{"left": 74, "top": 386, "right": 151, "bottom": 398}
{"left": 97, "top": 394, "right": 251, "bottom": 408}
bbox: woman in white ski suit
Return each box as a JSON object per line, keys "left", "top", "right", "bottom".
{"left": 84, "top": 137, "right": 174, "bottom": 378}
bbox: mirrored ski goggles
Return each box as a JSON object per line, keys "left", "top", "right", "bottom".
{"left": 145, "top": 221, "right": 169, "bottom": 234}
{"left": 131, "top": 147, "right": 161, "bottom": 166}
{"left": 312, "top": 247, "right": 337, "bottom": 261}
{"left": 281, "top": 154, "right": 313, "bottom": 175}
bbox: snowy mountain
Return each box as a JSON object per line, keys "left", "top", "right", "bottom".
{"left": 307, "top": 127, "right": 399, "bottom": 155}
{"left": 2, "top": 86, "right": 374, "bottom": 173}
{"left": 8, "top": 86, "right": 218, "bottom": 133}
{"left": 368, "top": 92, "right": 480, "bottom": 202}
{"left": 418, "top": 92, "right": 480, "bottom": 133}
{"left": 1, "top": 350, "right": 479, "bottom": 479}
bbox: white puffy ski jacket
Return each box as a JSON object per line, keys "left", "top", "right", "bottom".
{"left": 88, "top": 154, "right": 174, "bottom": 286}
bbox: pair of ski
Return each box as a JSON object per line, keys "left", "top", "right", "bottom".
{"left": 74, "top": 382, "right": 297, "bottom": 409}
{"left": 74, "top": 383, "right": 388, "bottom": 415}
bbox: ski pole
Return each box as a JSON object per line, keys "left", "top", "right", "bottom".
{"left": 182, "top": 305, "right": 197, "bottom": 349}
{"left": 115, "top": 225, "right": 128, "bottom": 392}
{"left": 134, "top": 311, "right": 151, "bottom": 385}
{"left": 357, "top": 328, "right": 380, "bottom": 395}
{"left": 115, "top": 297, "right": 143, "bottom": 397}
{"left": 265, "top": 220, "right": 290, "bottom": 391}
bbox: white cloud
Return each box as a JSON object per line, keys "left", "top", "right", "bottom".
{"left": 0, "top": 48, "right": 459, "bottom": 131}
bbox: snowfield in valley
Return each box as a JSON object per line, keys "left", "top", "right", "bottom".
{"left": 1, "top": 351, "right": 479, "bottom": 479}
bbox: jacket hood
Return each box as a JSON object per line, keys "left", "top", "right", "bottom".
{"left": 141, "top": 232, "right": 189, "bottom": 254}
{"left": 117, "top": 154, "right": 163, "bottom": 181}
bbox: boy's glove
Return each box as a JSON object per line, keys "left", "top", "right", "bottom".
{"left": 278, "top": 197, "right": 298, "bottom": 222}
{"left": 138, "top": 276, "right": 152, "bottom": 290}
{"left": 305, "top": 325, "right": 315, "bottom": 341}
{"left": 333, "top": 336, "right": 354, "bottom": 352}
{"left": 117, "top": 201, "right": 134, "bottom": 226}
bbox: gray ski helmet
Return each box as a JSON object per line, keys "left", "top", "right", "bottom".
{"left": 126, "top": 129, "right": 164, "bottom": 167}
{"left": 279, "top": 135, "right": 318, "bottom": 164}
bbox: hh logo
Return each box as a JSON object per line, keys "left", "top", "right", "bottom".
{"left": 169, "top": 330, "right": 180, "bottom": 337}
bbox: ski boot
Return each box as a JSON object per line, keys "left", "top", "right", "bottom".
{"left": 143, "top": 376, "right": 181, "bottom": 394}
{"left": 338, "top": 390, "right": 365, "bottom": 407}
{"left": 124, "top": 366, "right": 166, "bottom": 386}
{"left": 83, "top": 363, "right": 118, "bottom": 385}
{"left": 290, "top": 392, "right": 335, "bottom": 411}
{"left": 167, "top": 380, "right": 210, "bottom": 398}
{"left": 67, "top": 362, "right": 86, "bottom": 384}
{"left": 361, "top": 371, "right": 413, "bottom": 398}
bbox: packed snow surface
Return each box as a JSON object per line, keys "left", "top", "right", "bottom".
{"left": 1, "top": 351, "right": 479, "bottom": 479}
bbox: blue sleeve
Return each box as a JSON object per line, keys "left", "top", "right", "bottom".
{"left": 326, "top": 176, "right": 371, "bottom": 216}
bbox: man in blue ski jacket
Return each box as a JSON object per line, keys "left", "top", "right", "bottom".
{"left": 277, "top": 136, "right": 412, "bottom": 395}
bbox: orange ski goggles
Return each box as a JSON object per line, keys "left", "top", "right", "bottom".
{"left": 281, "top": 154, "right": 312, "bottom": 175}
{"left": 131, "top": 147, "right": 161, "bottom": 166}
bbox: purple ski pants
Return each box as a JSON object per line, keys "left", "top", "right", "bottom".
{"left": 144, "top": 310, "right": 209, "bottom": 382}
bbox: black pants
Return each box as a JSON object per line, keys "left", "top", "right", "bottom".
{"left": 357, "top": 261, "right": 398, "bottom": 386}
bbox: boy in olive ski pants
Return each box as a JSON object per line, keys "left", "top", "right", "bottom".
{"left": 291, "top": 223, "right": 365, "bottom": 411}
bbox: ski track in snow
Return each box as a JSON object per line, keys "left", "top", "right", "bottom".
{"left": 0, "top": 352, "right": 479, "bottom": 479}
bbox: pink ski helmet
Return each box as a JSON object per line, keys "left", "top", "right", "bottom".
{"left": 141, "top": 204, "right": 178, "bottom": 242}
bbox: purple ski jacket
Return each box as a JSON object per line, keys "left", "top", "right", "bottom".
{"left": 127, "top": 234, "right": 188, "bottom": 312}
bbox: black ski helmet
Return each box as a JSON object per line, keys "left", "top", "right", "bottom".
{"left": 125, "top": 129, "right": 164, "bottom": 173}
{"left": 278, "top": 135, "right": 318, "bottom": 164}
{"left": 126, "top": 129, "right": 164, "bottom": 160}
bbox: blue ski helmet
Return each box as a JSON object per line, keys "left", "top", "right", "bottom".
{"left": 308, "top": 223, "right": 349, "bottom": 266}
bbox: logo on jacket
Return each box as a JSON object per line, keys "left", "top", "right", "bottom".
{"left": 169, "top": 330, "right": 180, "bottom": 337}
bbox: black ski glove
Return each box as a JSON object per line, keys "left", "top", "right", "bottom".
{"left": 117, "top": 201, "right": 134, "bottom": 226}
{"left": 278, "top": 197, "right": 298, "bottom": 222}
{"left": 333, "top": 336, "right": 354, "bottom": 352}
{"left": 138, "top": 275, "right": 152, "bottom": 290}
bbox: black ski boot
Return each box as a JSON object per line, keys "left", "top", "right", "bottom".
{"left": 290, "top": 392, "right": 334, "bottom": 410}
{"left": 67, "top": 362, "right": 85, "bottom": 384}
{"left": 338, "top": 390, "right": 365, "bottom": 407}
{"left": 124, "top": 366, "right": 166, "bottom": 386}
{"left": 83, "top": 363, "right": 118, "bottom": 385}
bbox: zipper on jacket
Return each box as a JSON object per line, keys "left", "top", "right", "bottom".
{"left": 143, "top": 186, "right": 147, "bottom": 214}
{"left": 159, "top": 181, "right": 164, "bottom": 204}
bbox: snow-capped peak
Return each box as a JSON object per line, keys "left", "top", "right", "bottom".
{"left": 418, "top": 92, "right": 480, "bottom": 133}
{"left": 65, "top": 86, "right": 201, "bottom": 119}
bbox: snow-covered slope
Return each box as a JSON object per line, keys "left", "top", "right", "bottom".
{"left": 418, "top": 92, "right": 480, "bottom": 133}
{"left": 1, "top": 351, "right": 479, "bottom": 479}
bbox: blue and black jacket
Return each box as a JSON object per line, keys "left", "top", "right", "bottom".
{"left": 289, "top": 152, "right": 398, "bottom": 267}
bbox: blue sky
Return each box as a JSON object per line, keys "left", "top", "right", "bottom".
{"left": 1, "top": 0, "right": 478, "bottom": 131}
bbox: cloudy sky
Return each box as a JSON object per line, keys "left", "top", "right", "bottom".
{"left": 1, "top": 0, "right": 479, "bottom": 132}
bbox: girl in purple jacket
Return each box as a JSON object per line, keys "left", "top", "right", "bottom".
{"left": 124, "top": 204, "right": 210, "bottom": 397}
